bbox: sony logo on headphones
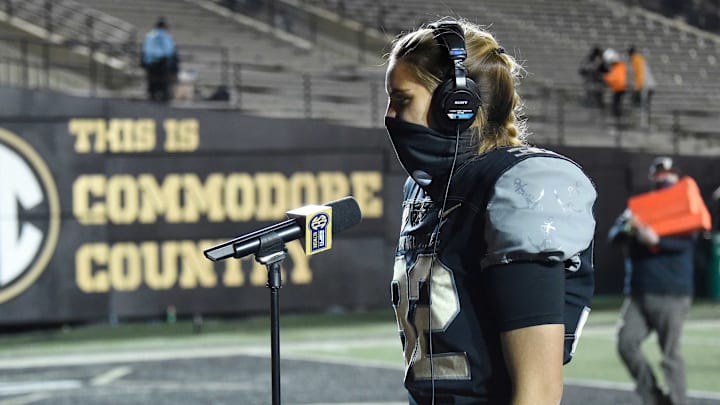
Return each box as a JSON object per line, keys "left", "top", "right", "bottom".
{"left": 454, "top": 100, "right": 469, "bottom": 105}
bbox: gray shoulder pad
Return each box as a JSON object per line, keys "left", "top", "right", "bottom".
{"left": 482, "top": 156, "right": 597, "bottom": 268}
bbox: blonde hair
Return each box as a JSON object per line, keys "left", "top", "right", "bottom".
{"left": 388, "top": 19, "right": 527, "bottom": 153}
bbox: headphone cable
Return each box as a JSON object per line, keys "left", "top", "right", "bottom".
{"left": 428, "top": 124, "right": 462, "bottom": 405}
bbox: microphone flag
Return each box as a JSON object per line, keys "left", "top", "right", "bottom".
{"left": 286, "top": 204, "right": 332, "bottom": 255}
{"left": 203, "top": 196, "right": 360, "bottom": 262}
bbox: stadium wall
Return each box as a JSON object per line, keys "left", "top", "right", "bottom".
{"left": 0, "top": 87, "right": 718, "bottom": 326}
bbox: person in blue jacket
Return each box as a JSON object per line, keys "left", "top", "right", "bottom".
{"left": 141, "top": 17, "right": 178, "bottom": 102}
{"left": 609, "top": 156, "right": 694, "bottom": 405}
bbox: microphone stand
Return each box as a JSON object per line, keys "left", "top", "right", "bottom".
{"left": 251, "top": 232, "right": 287, "bottom": 405}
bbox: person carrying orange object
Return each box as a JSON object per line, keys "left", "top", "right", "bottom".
{"left": 628, "top": 176, "right": 710, "bottom": 237}
{"left": 713, "top": 186, "right": 720, "bottom": 230}
{"left": 602, "top": 48, "right": 627, "bottom": 117}
{"left": 608, "top": 156, "right": 695, "bottom": 405}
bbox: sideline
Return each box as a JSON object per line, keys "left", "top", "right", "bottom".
{"left": 565, "top": 378, "right": 720, "bottom": 400}
{"left": 0, "top": 337, "right": 399, "bottom": 370}
{"left": 1, "top": 318, "right": 718, "bottom": 401}
{"left": 2, "top": 338, "right": 720, "bottom": 401}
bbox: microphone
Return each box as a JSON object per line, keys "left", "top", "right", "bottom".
{"left": 203, "top": 196, "right": 362, "bottom": 262}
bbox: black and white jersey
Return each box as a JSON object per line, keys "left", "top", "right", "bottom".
{"left": 391, "top": 146, "right": 597, "bottom": 404}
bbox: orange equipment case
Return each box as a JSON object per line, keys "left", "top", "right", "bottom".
{"left": 628, "top": 176, "right": 711, "bottom": 236}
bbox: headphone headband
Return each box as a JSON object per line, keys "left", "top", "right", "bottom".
{"left": 430, "top": 22, "right": 467, "bottom": 62}
{"left": 428, "top": 21, "right": 481, "bottom": 133}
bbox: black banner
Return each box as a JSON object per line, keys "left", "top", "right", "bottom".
{"left": 0, "top": 89, "right": 402, "bottom": 325}
{"left": 1, "top": 88, "right": 719, "bottom": 325}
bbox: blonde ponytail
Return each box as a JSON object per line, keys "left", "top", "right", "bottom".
{"left": 461, "top": 22, "right": 527, "bottom": 152}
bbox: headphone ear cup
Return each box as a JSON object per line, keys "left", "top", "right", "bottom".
{"left": 430, "top": 78, "right": 482, "bottom": 134}
{"left": 429, "top": 78, "right": 456, "bottom": 134}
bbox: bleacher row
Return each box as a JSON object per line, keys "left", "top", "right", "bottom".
{"left": 1, "top": 0, "right": 719, "bottom": 152}
{"left": 303, "top": 0, "right": 720, "bottom": 109}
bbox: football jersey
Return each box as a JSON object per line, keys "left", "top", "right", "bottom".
{"left": 391, "top": 146, "right": 597, "bottom": 404}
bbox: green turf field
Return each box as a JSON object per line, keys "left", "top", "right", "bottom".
{"left": 1, "top": 296, "right": 718, "bottom": 393}
{"left": 564, "top": 297, "right": 720, "bottom": 392}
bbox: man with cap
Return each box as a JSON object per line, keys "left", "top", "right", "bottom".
{"left": 141, "top": 17, "right": 178, "bottom": 102}
{"left": 608, "top": 156, "right": 693, "bottom": 405}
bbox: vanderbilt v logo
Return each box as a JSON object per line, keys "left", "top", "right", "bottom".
{"left": 0, "top": 128, "right": 61, "bottom": 304}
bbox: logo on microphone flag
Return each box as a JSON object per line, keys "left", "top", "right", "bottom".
{"left": 286, "top": 205, "right": 333, "bottom": 255}
{"left": 309, "top": 212, "right": 330, "bottom": 253}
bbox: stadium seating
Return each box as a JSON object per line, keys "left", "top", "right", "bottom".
{"left": 303, "top": 0, "right": 720, "bottom": 101}
{"left": 64, "top": 0, "right": 386, "bottom": 122}
{"left": 300, "top": 0, "right": 720, "bottom": 143}
{"left": 0, "top": 0, "right": 140, "bottom": 94}
{"left": 1, "top": 0, "right": 718, "bottom": 150}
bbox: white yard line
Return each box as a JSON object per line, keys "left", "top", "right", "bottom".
{"left": 0, "top": 393, "right": 50, "bottom": 405}
{"left": 0, "top": 345, "right": 266, "bottom": 370}
{"left": 89, "top": 366, "right": 132, "bottom": 386}
{"left": 583, "top": 318, "right": 720, "bottom": 334}
{"left": 579, "top": 319, "right": 720, "bottom": 346}
{"left": 0, "top": 337, "right": 398, "bottom": 370}
{"left": 110, "top": 380, "right": 254, "bottom": 391}
{"left": 0, "top": 380, "right": 82, "bottom": 396}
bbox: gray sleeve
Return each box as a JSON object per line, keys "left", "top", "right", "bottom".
{"left": 481, "top": 157, "right": 597, "bottom": 268}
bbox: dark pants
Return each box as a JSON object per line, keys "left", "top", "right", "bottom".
{"left": 583, "top": 80, "right": 605, "bottom": 109}
{"left": 145, "top": 60, "right": 171, "bottom": 102}
{"left": 634, "top": 89, "right": 654, "bottom": 127}
{"left": 611, "top": 90, "right": 626, "bottom": 117}
{"left": 617, "top": 294, "right": 691, "bottom": 405}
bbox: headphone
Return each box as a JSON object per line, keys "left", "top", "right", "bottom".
{"left": 426, "top": 21, "right": 483, "bottom": 404}
{"left": 429, "top": 21, "right": 482, "bottom": 134}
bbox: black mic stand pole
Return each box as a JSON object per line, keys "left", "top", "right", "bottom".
{"left": 251, "top": 232, "right": 287, "bottom": 405}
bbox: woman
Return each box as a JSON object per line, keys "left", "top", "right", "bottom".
{"left": 385, "top": 19, "right": 597, "bottom": 404}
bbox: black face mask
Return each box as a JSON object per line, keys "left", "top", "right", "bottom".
{"left": 385, "top": 117, "right": 476, "bottom": 195}
{"left": 654, "top": 179, "right": 675, "bottom": 190}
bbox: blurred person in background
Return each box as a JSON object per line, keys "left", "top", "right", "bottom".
{"left": 713, "top": 186, "right": 720, "bottom": 231}
{"left": 602, "top": 48, "right": 628, "bottom": 118}
{"left": 385, "top": 18, "right": 597, "bottom": 405}
{"left": 608, "top": 156, "right": 694, "bottom": 405}
{"left": 579, "top": 45, "right": 608, "bottom": 109}
{"left": 628, "top": 46, "right": 656, "bottom": 127}
{"left": 141, "top": 17, "right": 179, "bottom": 102}
{"left": 174, "top": 69, "right": 198, "bottom": 102}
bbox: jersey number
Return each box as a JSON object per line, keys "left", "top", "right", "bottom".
{"left": 392, "top": 254, "right": 470, "bottom": 380}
